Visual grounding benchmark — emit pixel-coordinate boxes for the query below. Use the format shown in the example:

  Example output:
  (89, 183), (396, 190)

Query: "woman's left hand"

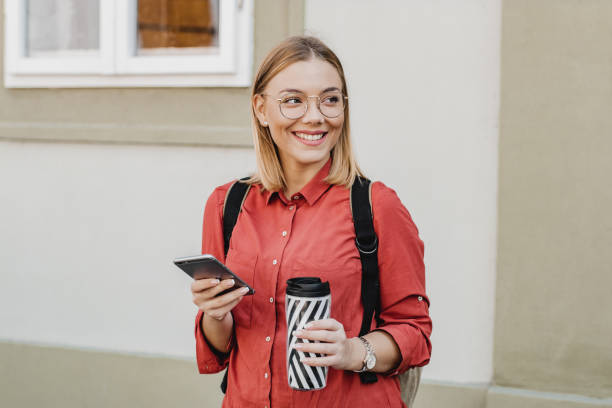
(293, 318), (360, 371)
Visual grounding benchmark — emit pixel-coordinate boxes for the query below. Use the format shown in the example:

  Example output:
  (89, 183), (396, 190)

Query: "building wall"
(495, 0), (612, 400)
(0, 0), (502, 407)
(6, 0), (610, 407)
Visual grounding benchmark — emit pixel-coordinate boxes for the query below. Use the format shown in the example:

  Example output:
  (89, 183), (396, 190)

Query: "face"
(253, 58), (345, 175)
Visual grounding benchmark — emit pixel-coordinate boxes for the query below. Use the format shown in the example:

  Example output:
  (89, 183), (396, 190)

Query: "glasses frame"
(261, 92), (349, 120)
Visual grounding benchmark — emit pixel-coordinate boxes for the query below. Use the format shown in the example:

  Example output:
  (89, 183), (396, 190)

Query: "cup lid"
(286, 277), (330, 297)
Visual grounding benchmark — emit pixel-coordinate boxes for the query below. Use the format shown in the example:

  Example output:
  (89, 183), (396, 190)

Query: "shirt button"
(289, 206), (294, 211)
(269, 297), (274, 303)
(418, 296), (423, 301)
(282, 230), (287, 237)
(264, 372), (269, 379)
(272, 259), (277, 265)
(266, 336), (271, 342)
(293, 195), (300, 200)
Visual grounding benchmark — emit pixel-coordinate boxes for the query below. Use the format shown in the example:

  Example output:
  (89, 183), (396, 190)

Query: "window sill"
(3, 72), (252, 88)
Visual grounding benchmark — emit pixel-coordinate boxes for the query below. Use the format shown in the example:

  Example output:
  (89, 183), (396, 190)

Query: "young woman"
(191, 36), (432, 407)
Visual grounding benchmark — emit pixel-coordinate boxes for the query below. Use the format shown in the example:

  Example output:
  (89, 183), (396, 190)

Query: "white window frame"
(3, 0), (253, 88)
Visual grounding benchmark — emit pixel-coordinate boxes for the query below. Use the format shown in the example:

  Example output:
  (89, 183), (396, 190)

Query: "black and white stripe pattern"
(285, 295), (331, 390)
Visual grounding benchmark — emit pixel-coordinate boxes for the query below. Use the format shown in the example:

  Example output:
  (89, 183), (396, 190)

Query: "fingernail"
(294, 330), (303, 336)
(226, 279), (235, 286)
(240, 287), (249, 294)
(211, 279), (220, 285)
(304, 322), (313, 329)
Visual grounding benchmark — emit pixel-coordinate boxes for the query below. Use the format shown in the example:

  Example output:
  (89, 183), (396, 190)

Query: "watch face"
(366, 355), (376, 370)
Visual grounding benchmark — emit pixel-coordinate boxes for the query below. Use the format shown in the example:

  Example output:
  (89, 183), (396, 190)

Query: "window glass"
(137, 0), (219, 56)
(26, 0), (100, 57)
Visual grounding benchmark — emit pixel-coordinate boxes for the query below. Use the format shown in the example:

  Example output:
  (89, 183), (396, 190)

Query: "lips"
(292, 131), (328, 146)
(291, 130), (327, 146)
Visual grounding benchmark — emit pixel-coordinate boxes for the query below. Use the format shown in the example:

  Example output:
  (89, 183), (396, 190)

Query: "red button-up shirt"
(195, 159), (432, 407)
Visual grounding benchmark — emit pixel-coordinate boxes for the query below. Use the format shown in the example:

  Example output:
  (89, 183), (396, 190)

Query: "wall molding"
(0, 121), (253, 147)
(416, 381), (612, 408)
(487, 386), (612, 407)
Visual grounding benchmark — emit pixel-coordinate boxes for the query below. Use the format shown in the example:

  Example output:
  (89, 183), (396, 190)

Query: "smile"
(294, 131), (326, 141)
(291, 132), (327, 145)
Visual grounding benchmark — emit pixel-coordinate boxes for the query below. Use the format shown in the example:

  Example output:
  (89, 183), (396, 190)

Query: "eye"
(321, 94), (341, 105)
(281, 95), (304, 105)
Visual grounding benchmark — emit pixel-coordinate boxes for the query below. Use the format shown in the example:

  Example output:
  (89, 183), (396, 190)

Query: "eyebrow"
(279, 87), (341, 94)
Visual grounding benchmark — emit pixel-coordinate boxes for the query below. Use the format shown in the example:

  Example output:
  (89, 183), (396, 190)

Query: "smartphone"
(174, 254), (255, 296)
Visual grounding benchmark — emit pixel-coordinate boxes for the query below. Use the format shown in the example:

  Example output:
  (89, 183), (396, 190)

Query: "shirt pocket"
(290, 259), (361, 337)
(225, 248), (257, 329)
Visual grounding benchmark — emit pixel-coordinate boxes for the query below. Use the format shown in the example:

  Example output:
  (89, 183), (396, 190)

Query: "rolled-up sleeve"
(195, 309), (233, 373)
(371, 182), (432, 375)
(194, 183), (236, 374)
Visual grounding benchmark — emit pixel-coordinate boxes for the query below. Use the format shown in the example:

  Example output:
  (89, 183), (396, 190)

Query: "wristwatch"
(354, 336), (376, 372)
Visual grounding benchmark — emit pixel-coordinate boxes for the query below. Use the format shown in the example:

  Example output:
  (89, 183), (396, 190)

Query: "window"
(0, 0), (304, 146)
(4, 0), (253, 87)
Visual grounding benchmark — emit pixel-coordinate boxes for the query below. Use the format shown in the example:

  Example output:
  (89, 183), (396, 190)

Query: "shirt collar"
(264, 157), (333, 206)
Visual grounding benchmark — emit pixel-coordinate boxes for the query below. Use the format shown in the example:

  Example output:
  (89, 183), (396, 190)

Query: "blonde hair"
(248, 36), (364, 191)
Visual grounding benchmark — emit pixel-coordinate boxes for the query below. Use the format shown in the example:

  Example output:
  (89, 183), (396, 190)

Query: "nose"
(300, 96), (325, 123)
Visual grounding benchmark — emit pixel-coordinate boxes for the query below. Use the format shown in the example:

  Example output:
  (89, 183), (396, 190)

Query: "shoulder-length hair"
(248, 36), (364, 191)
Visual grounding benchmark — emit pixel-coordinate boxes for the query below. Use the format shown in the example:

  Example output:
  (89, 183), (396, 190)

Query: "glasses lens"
(319, 91), (345, 118)
(278, 92), (345, 119)
(280, 94), (307, 119)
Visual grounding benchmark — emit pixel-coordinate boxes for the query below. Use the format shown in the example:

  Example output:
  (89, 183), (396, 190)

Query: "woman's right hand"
(191, 278), (250, 322)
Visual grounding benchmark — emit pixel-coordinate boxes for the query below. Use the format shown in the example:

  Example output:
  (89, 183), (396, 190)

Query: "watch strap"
(354, 336), (375, 373)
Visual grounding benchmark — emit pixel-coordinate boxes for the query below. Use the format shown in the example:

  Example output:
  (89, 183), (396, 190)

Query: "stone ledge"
(0, 121), (253, 147)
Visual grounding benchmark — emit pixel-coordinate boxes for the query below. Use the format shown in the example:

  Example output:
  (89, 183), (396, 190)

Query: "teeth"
(295, 132), (325, 141)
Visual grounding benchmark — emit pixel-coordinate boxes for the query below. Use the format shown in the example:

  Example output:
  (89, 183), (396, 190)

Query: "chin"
(295, 156), (329, 168)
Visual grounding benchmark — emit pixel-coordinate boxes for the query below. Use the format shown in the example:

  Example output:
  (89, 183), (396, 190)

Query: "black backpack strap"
(350, 176), (382, 385)
(220, 177), (250, 394)
(222, 177), (251, 256)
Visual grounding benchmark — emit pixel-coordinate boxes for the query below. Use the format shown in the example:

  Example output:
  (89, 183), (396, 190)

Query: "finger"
(205, 285), (250, 309)
(300, 355), (338, 367)
(191, 278), (220, 293)
(206, 295), (243, 320)
(294, 329), (338, 343)
(303, 318), (343, 332)
(194, 279), (239, 303)
(194, 283), (246, 309)
(192, 284), (220, 305)
(207, 279), (238, 297)
(294, 341), (337, 355)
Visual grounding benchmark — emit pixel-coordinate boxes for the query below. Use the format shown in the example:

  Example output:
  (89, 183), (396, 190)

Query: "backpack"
(218, 177), (422, 407)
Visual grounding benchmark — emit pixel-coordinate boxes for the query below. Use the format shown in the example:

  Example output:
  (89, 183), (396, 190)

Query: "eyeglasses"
(262, 91), (348, 119)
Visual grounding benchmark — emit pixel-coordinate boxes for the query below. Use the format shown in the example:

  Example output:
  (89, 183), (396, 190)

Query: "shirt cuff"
(194, 310), (233, 373)
(374, 324), (431, 376)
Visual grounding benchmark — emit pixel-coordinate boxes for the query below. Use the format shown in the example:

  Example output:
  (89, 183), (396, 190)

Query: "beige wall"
(495, 0), (612, 399)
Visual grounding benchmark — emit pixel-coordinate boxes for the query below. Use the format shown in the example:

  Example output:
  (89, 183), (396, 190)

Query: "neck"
(282, 158), (329, 199)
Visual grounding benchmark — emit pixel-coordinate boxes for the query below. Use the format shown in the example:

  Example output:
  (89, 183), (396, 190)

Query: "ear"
(252, 94), (268, 126)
